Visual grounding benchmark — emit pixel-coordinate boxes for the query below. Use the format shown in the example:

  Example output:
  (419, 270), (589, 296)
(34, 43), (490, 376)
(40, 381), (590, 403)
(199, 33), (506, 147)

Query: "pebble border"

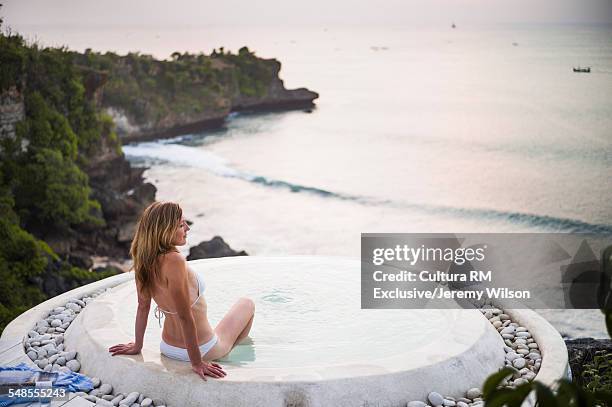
(406, 304), (542, 407)
(23, 287), (168, 407)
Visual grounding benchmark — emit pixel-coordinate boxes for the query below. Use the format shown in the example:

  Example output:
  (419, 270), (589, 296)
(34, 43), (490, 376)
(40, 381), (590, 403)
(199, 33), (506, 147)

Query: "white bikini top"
(153, 269), (205, 327)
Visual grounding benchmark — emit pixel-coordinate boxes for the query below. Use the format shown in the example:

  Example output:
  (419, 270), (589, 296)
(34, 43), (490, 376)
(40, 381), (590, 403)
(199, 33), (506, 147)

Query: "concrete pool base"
(0, 256), (570, 407)
(64, 256), (510, 407)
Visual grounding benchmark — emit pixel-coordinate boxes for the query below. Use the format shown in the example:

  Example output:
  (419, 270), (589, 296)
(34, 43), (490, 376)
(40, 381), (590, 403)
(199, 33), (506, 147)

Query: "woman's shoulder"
(158, 250), (186, 272)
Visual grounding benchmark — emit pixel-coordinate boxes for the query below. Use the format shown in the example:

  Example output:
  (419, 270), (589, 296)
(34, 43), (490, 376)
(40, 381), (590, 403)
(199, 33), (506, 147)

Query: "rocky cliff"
(71, 48), (318, 144)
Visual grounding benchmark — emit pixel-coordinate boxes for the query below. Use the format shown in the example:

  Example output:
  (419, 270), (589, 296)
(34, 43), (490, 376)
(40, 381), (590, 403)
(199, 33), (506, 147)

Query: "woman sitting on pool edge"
(108, 201), (255, 380)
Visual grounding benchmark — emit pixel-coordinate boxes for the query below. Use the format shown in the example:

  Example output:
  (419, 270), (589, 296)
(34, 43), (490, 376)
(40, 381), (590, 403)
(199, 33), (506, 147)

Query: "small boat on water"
(573, 67), (591, 73)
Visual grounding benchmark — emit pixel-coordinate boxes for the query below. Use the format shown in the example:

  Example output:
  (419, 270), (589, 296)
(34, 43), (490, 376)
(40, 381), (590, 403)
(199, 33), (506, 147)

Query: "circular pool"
(64, 257), (509, 406)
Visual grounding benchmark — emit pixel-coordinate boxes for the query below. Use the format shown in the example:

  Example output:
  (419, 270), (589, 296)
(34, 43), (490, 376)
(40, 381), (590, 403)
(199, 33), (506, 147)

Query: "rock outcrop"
(186, 236), (248, 260)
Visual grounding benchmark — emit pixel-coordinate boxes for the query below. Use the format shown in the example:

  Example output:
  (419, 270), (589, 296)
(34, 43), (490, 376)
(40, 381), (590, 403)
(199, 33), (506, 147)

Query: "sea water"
(12, 23), (612, 338)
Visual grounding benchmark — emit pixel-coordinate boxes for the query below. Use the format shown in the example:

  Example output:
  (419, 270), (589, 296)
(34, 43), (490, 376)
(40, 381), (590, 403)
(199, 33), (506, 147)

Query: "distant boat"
(452, 23), (456, 29)
(573, 67), (591, 73)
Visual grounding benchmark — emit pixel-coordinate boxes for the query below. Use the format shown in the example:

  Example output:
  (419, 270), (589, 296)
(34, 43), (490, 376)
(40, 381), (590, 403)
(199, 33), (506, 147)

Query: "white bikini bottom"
(160, 334), (219, 362)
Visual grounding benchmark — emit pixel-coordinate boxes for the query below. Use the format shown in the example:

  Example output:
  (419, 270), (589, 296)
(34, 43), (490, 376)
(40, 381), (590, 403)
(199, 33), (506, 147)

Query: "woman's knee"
(239, 297), (255, 314)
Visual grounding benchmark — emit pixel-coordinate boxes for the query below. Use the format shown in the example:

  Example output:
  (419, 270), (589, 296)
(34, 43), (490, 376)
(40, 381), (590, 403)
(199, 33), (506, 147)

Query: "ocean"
(12, 23), (612, 338)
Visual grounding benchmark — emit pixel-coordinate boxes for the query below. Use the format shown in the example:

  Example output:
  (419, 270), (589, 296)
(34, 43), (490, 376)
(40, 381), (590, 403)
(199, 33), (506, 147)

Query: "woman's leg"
(205, 297), (255, 360)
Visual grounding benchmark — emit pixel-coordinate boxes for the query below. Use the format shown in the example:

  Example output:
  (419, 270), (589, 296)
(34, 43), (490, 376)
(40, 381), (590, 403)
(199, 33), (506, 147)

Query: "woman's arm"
(108, 278), (151, 356)
(134, 280), (151, 351)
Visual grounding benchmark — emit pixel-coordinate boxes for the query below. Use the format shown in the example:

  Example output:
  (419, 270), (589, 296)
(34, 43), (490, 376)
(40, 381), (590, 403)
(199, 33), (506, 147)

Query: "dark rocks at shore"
(565, 338), (612, 382)
(187, 236), (248, 261)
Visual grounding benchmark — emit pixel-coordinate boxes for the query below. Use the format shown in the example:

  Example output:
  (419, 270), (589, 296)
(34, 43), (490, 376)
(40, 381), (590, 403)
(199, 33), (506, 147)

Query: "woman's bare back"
(151, 252), (216, 347)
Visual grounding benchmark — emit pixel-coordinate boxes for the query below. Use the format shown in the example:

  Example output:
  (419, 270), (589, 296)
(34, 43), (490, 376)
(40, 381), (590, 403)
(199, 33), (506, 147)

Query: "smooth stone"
(516, 326), (527, 332)
(130, 404), (140, 407)
(502, 320), (511, 327)
(36, 326), (48, 334)
(443, 400), (455, 406)
(122, 392), (140, 406)
(516, 344), (529, 350)
(40, 339), (53, 345)
(484, 310), (493, 319)
(36, 348), (48, 358)
(90, 389), (101, 397)
(499, 314), (510, 320)
(492, 321), (502, 328)
(50, 319), (62, 327)
(27, 350), (37, 360)
(53, 307), (66, 313)
(524, 372), (536, 381)
(500, 326), (515, 335)
(407, 402), (427, 407)
(466, 388), (481, 399)
(141, 399), (152, 407)
(55, 327), (65, 333)
(527, 352), (540, 360)
(48, 354), (59, 364)
(516, 349), (530, 355)
(56, 356), (66, 366)
(36, 359), (48, 369)
(43, 364), (52, 372)
(66, 303), (81, 312)
(513, 358), (526, 369)
(502, 334), (515, 340)
(516, 332), (531, 338)
(112, 395), (125, 406)
(102, 395), (115, 401)
(528, 343), (539, 349)
(66, 359), (81, 372)
(505, 352), (520, 361)
(514, 378), (528, 386)
(47, 328), (56, 333)
(489, 316), (500, 323)
(456, 403), (468, 407)
(96, 399), (114, 407)
(457, 398), (471, 404)
(28, 330), (39, 338)
(85, 395), (97, 402)
(57, 343), (64, 351)
(138, 394), (145, 403)
(91, 377), (101, 388)
(428, 392), (444, 406)
(74, 299), (86, 307)
(99, 383), (113, 395)
(504, 339), (513, 347)
(42, 343), (56, 351)
(55, 336), (64, 344)
(64, 350), (77, 361)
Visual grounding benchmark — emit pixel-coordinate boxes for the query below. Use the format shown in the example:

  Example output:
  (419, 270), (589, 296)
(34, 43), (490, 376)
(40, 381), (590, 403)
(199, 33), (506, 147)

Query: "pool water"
(192, 257), (477, 368)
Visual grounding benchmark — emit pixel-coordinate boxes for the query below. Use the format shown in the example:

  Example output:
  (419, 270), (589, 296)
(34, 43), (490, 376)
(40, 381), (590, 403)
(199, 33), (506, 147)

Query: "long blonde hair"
(130, 201), (183, 296)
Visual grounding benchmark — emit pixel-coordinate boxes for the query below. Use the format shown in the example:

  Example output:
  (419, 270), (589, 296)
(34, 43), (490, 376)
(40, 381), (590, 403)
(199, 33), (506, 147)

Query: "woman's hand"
(108, 342), (142, 356)
(191, 361), (227, 380)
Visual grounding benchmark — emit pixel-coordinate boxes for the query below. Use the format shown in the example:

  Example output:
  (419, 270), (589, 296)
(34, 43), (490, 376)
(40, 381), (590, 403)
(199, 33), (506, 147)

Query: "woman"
(108, 201), (255, 380)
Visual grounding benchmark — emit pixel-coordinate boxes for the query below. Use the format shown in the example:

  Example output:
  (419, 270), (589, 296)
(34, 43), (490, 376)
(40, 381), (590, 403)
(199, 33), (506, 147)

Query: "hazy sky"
(3, 0), (612, 27)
